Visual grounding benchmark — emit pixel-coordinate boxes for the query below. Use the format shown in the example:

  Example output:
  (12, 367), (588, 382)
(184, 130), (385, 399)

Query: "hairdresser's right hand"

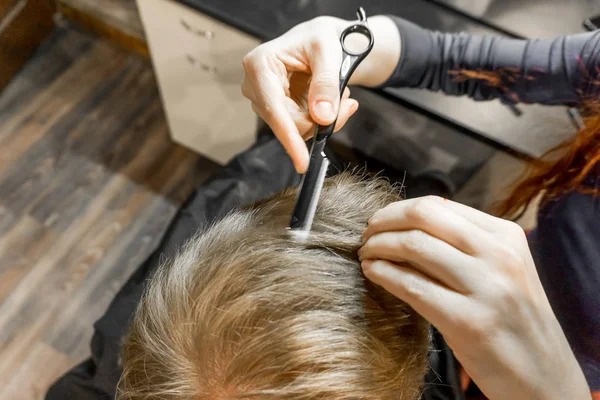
(359, 196), (591, 400)
(242, 15), (400, 173)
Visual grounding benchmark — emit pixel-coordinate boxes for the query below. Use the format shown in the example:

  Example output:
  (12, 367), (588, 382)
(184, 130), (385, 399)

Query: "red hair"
(452, 69), (600, 218)
(496, 108), (600, 218)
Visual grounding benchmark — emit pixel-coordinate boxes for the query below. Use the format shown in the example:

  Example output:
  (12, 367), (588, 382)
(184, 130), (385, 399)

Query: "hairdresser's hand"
(359, 196), (591, 400)
(242, 15), (400, 173)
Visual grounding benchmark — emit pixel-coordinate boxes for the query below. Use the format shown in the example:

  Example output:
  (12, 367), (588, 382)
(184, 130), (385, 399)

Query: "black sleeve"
(528, 177), (600, 392)
(384, 17), (600, 106)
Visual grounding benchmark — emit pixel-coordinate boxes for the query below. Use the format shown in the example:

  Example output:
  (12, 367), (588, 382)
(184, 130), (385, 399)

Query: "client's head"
(119, 172), (430, 400)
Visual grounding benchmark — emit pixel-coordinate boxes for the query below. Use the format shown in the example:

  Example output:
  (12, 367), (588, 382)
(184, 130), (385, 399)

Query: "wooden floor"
(0, 28), (219, 400)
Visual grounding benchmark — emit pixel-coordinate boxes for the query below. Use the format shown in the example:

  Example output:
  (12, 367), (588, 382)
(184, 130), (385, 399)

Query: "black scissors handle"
(289, 8), (373, 234)
(314, 7), (374, 142)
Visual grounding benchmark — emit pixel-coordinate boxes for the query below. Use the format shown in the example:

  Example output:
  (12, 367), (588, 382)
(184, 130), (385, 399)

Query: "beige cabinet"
(136, 0), (260, 164)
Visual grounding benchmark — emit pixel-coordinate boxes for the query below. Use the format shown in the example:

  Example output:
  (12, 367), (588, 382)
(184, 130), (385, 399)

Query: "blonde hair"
(118, 173), (429, 400)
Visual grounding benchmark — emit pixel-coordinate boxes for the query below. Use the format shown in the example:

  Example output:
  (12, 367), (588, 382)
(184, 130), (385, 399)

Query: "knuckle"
(242, 46), (268, 73)
(485, 228), (524, 263)
(424, 195), (444, 203)
(308, 31), (338, 55)
(313, 15), (333, 24)
(308, 37), (325, 54)
(408, 197), (438, 224)
(368, 213), (383, 228)
(504, 220), (526, 238)
(504, 248), (524, 270)
(309, 16), (336, 30)
(403, 275), (426, 300)
(400, 231), (426, 257)
(365, 234), (386, 255)
(495, 245), (525, 275)
(311, 71), (339, 90)
(241, 51), (256, 71)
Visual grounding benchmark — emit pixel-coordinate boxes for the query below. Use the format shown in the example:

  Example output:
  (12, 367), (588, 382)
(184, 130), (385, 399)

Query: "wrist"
(349, 15), (401, 87)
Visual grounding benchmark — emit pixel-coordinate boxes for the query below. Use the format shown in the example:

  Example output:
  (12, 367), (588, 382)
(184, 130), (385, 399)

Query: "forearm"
(350, 16), (401, 88)
(368, 16), (600, 106)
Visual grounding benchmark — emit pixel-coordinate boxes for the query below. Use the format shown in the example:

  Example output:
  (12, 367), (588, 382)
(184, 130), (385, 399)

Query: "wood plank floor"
(0, 27), (220, 400)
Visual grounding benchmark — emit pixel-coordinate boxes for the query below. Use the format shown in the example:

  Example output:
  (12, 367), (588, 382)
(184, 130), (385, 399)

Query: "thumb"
(308, 37), (342, 126)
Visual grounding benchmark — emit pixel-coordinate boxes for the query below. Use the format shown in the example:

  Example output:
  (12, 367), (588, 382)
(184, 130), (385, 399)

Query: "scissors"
(289, 7), (374, 237)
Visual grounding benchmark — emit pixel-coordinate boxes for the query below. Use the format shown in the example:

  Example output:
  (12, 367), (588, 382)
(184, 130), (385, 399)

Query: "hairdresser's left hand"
(358, 196), (591, 400)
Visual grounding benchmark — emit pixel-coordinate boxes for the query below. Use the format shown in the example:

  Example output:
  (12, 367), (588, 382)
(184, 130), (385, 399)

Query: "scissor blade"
(289, 138), (330, 234)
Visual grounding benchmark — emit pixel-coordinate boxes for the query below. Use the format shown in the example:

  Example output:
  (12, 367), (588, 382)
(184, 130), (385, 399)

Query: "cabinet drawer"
(136, 0), (260, 164)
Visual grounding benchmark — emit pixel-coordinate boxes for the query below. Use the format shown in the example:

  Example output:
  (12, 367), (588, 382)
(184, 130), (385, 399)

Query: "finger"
(300, 98), (358, 139)
(307, 36), (343, 125)
(341, 86), (351, 101)
(333, 99), (359, 132)
(440, 202), (529, 254)
(359, 230), (477, 292)
(251, 98), (308, 173)
(435, 199), (506, 233)
(363, 196), (492, 255)
(362, 259), (467, 334)
(244, 49), (309, 173)
(285, 96), (315, 139)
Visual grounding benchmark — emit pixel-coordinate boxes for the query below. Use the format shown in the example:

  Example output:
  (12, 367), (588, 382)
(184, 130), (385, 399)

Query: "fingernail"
(314, 101), (334, 121)
(357, 247), (364, 261)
